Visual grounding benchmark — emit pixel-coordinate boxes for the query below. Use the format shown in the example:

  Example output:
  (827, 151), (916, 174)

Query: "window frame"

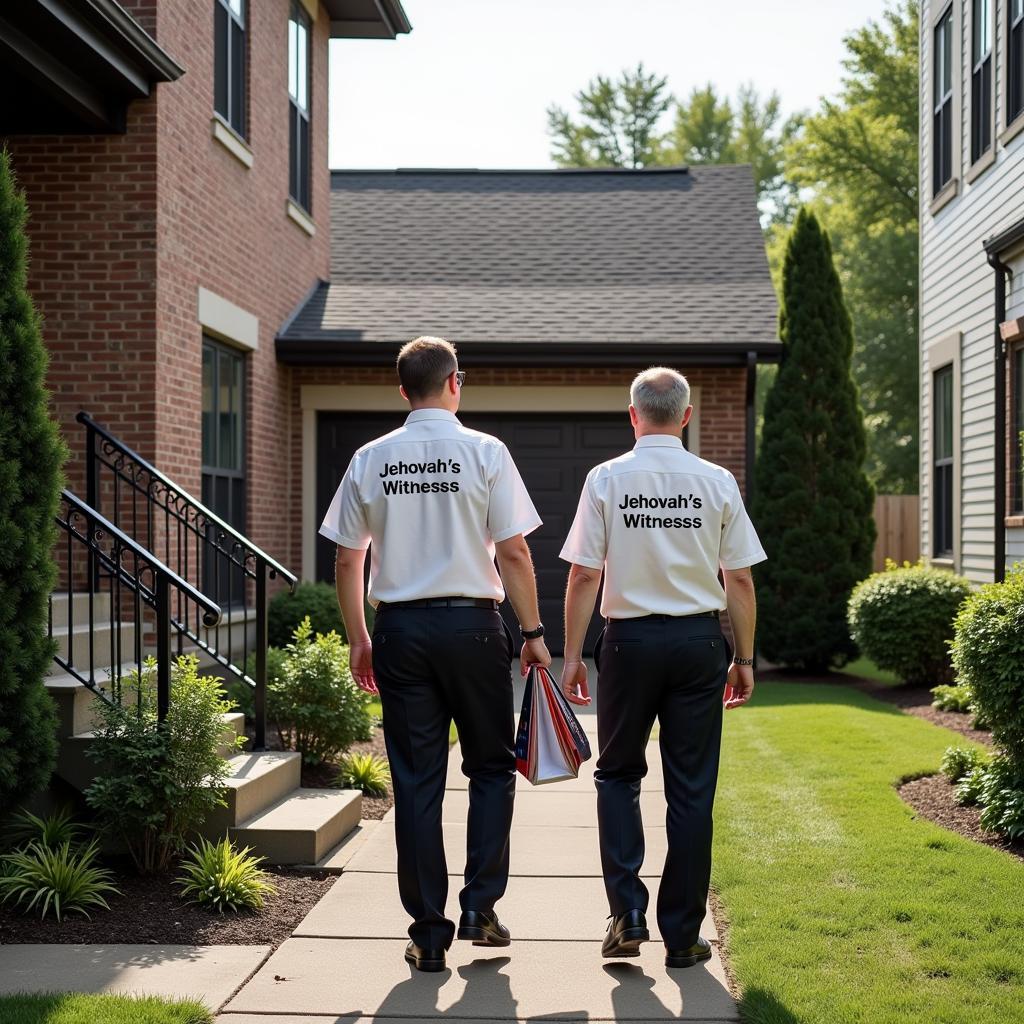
(288, 1), (313, 214)
(214, 0), (247, 139)
(933, 4), (956, 197)
(1010, 0), (1024, 127)
(933, 363), (956, 559)
(970, 0), (994, 165)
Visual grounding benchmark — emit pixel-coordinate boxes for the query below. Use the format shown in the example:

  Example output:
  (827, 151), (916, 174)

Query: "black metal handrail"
(77, 411), (298, 748)
(52, 490), (222, 721)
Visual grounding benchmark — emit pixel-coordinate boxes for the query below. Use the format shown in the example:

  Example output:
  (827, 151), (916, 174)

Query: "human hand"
(350, 640), (378, 694)
(723, 662), (754, 710)
(520, 637), (552, 676)
(560, 659), (591, 706)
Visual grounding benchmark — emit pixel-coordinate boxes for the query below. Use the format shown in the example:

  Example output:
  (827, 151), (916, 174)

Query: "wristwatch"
(733, 656), (754, 666)
(521, 623), (545, 640)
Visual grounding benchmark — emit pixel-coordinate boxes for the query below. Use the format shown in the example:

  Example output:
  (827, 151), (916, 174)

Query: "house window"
(1011, 0), (1024, 124)
(201, 337), (246, 605)
(1013, 344), (1024, 514)
(934, 365), (955, 557)
(215, 0), (246, 137)
(934, 6), (955, 195)
(288, 2), (312, 212)
(971, 0), (993, 162)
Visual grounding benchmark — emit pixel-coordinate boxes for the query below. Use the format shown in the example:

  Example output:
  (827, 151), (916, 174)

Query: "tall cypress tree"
(752, 208), (875, 671)
(0, 149), (66, 810)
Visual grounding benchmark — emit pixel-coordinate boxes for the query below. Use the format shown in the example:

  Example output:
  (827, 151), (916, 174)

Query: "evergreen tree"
(752, 208), (875, 671)
(0, 149), (66, 810)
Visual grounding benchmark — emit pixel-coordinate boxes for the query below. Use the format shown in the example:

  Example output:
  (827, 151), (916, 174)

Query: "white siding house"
(921, 0), (1024, 582)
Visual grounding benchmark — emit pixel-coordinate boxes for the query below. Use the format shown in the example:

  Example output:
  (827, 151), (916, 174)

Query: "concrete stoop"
(43, 608), (363, 865)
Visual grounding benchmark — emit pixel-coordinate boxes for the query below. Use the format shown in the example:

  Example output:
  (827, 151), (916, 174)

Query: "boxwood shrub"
(268, 582), (346, 648)
(847, 560), (972, 685)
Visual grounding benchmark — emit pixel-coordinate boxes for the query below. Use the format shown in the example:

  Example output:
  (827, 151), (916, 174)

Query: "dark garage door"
(316, 412), (638, 653)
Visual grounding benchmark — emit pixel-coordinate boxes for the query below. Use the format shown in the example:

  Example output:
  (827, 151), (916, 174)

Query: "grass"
(835, 655), (902, 687)
(366, 696), (458, 745)
(712, 680), (1022, 1024)
(0, 994), (211, 1024)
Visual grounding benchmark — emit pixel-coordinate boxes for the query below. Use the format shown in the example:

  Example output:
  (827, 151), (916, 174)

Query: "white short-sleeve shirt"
(320, 409), (542, 606)
(559, 435), (766, 619)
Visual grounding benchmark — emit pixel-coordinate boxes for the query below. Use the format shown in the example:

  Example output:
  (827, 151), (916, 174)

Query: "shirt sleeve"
(319, 454), (371, 550)
(719, 476), (767, 570)
(487, 443), (542, 543)
(559, 469), (607, 570)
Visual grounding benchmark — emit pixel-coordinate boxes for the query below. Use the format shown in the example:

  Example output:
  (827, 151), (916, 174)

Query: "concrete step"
(196, 606), (258, 673)
(231, 788), (362, 865)
(201, 751), (302, 835)
(216, 712), (248, 759)
(45, 672), (111, 737)
(52, 621), (138, 675)
(50, 591), (112, 629)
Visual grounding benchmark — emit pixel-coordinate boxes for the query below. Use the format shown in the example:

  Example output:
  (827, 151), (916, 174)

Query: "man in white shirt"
(559, 366), (764, 970)
(321, 336), (551, 974)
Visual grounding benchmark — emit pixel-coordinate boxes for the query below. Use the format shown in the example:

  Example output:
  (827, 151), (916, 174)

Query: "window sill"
(929, 557), (956, 570)
(286, 198), (315, 237)
(964, 148), (995, 184)
(211, 115), (253, 169)
(1006, 515), (1024, 529)
(929, 178), (959, 215)
(1000, 111), (1024, 147)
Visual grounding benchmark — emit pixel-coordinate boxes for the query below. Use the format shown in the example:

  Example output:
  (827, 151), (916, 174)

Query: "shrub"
(176, 836), (275, 913)
(0, 149), (66, 812)
(949, 566), (1024, 771)
(269, 582), (345, 647)
(931, 684), (974, 714)
(229, 645), (289, 719)
(337, 752), (390, 797)
(5, 806), (86, 851)
(272, 618), (373, 765)
(85, 656), (243, 874)
(847, 561), (972, 685)
(955, 766), (987, 807)
(940, 745), (989, 783)
(0, 839), (118, 920)
(977, 755), (1024, 841)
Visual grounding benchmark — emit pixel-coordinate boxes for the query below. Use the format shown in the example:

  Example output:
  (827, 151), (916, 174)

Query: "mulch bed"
(899, 773), (1024, 864)
(0, 865), (334, 946)
(299, 727), (393, 820)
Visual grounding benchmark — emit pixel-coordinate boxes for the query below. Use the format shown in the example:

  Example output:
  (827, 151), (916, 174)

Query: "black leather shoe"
(457, 909), (511, 947)
(665, 936), (713, 968)
(404, 941), (446, 972)
(602, 910), (650, 958)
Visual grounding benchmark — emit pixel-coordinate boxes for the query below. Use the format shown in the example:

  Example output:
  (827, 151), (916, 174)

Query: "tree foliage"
(0, 148), (65, 812)
(784, 1), (920, 492)
(752, 209), (876, 671)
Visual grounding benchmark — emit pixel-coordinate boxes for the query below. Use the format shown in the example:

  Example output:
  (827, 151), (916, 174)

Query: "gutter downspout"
(987, 249), (1011, 583)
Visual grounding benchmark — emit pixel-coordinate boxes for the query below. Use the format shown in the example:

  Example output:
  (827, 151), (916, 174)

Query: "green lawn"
(713, 681), (1023, 1024)
(836, 655), (901, 687)
(0, 994), (211, 1024)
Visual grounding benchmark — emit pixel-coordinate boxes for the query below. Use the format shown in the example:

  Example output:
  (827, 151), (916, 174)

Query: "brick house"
(277, 166), (780, 640)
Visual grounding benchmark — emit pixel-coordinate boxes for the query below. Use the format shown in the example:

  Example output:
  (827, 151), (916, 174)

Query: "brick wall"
(289, 363), (750, 570)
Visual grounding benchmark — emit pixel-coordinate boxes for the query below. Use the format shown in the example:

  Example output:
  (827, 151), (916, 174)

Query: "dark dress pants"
(595, 614), (729, 950)
(372, 605), (516, 950)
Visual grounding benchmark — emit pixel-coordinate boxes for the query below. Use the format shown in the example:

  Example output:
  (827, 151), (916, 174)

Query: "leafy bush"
(272, 618), (373, 765)
(0, 839), (118, 920)
(950, 565), (1024, 769)
(847, 560), (972, 685)
(337, 752), (390, 797)
(931, 684), (974, 714)
(269, 582), (346, 647)
(228, 646), (289, 719)
(977, 755), (1024, 841)
(176, 836), (275, 913)
(4, 806), (87, 851)
(85, 656), (243, 874)
(956, 766), (988, 807)
(940, 745), (989, 783)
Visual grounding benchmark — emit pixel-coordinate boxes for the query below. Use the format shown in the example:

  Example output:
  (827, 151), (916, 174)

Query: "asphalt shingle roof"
(277, 166), (780, 360)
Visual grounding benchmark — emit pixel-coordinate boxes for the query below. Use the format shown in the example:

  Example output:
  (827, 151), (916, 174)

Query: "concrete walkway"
(219, 672), (740, 1023)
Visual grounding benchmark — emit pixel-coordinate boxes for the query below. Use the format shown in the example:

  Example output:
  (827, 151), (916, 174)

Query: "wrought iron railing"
(52, 490), (221, 721)
(76, 411), (298, 748)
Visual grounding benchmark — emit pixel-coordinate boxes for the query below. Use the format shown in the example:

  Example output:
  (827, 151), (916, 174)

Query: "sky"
(327, 0), (896, 170)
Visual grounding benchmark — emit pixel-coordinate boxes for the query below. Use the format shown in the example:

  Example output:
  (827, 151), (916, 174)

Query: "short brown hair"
(396, 336), (458, 399)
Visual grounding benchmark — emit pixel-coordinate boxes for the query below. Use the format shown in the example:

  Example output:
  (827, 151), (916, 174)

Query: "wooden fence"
(873, 494), (920, 572)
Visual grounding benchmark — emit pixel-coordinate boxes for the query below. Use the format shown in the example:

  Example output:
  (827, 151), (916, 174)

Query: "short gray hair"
(630, 367), (691, 425)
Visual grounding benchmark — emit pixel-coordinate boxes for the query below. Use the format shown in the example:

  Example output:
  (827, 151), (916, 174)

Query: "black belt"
(380, 597), (499, 610)
(607, 610), (719, 623)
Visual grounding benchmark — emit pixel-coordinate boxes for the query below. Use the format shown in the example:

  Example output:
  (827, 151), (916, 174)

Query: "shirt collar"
(634, 434), (685, 450)
(405, 409), (460, 425)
